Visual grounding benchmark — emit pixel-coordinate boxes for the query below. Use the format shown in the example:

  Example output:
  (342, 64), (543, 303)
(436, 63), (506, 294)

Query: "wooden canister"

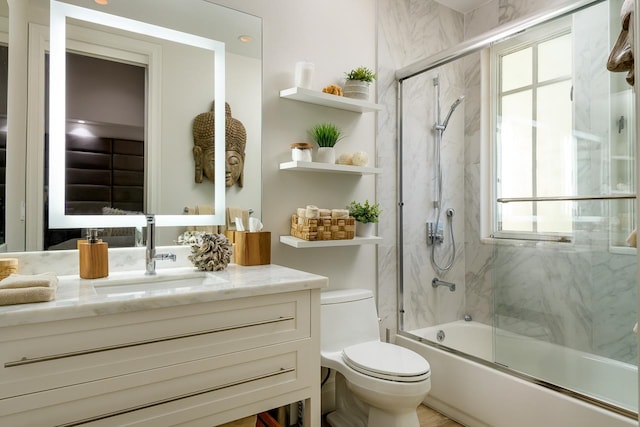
(0, 258), (18, 280)
(78, 240), (109, 279)
(234, 231), (271, 266)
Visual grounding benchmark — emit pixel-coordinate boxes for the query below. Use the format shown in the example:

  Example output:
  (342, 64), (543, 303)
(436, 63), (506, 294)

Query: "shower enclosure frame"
(395, 0), (637, 419)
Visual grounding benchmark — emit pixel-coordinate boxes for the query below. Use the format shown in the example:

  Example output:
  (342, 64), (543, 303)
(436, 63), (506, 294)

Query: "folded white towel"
(0, 272), (58, 306)
(319, 209), (331, 217)
(297, 207), (307, 218)
(226, 207), (250, 231)
(0, 272), (58, 289)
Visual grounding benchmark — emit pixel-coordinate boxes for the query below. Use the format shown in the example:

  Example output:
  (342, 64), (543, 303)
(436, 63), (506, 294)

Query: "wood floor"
(321, 404), (463, 427)
(417, 404), (464, 427)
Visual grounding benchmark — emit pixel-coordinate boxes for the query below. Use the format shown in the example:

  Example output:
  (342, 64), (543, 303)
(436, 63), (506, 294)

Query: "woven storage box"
(0, 258), (18, 281)
(291, 215), (355, 241)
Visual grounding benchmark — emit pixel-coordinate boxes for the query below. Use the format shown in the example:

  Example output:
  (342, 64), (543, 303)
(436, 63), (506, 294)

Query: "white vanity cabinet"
(0, 265), (326, 427)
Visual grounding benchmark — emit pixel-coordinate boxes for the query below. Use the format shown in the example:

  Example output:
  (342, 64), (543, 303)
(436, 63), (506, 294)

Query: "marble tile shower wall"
(378, 0), (637, 363)
(400, 68), (467, 332)
(376, 0), (464, 337)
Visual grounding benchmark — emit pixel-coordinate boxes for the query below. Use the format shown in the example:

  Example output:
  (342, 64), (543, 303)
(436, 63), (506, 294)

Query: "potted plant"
(308, 122), (344, 164)
(347, 199), (381, 237)
(344, 66), (377, 100)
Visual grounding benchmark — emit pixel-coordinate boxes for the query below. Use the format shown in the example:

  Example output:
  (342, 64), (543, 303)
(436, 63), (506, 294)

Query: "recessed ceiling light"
(94, 0), (109, 5)
(238, 35), (252, 43)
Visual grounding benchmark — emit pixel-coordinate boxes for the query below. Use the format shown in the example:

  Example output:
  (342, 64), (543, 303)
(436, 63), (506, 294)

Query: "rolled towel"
(0, 272), (58, 306)
(297, 207), (307, 218)
(331, 209), (349, 219)
(319, 208), (331, 217)
(306, 205), (319, 218)
(626, 228), (637, 248)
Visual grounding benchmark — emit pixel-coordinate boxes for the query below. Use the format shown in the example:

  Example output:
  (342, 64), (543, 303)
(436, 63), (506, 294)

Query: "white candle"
(295, 61), (314, 89)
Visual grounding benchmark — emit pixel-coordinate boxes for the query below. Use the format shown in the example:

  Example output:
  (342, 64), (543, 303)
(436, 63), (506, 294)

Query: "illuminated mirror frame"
(49, 0), (225, 228)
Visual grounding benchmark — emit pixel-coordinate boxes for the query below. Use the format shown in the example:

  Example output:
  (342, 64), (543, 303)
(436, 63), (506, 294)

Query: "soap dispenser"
(78, 229), (109, 279)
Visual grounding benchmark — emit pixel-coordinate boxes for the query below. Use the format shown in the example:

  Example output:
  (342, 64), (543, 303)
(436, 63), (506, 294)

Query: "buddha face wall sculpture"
(193, 101), (247, 187)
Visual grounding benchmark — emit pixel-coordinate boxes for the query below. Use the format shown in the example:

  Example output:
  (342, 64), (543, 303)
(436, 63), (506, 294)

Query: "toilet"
(320, 289), (431, 427)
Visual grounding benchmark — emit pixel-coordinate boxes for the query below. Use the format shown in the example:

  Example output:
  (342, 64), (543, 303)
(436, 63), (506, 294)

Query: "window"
(493, 26), (574, 241)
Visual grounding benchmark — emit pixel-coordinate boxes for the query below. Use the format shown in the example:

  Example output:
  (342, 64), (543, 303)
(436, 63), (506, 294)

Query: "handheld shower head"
(440, 95), (465, 131)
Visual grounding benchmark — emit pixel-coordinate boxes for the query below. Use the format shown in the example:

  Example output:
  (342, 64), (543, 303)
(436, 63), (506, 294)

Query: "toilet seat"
(342, 341), (431, 383)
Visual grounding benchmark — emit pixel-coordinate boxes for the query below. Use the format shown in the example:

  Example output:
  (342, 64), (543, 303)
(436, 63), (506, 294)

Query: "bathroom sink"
(91, 268), (227, 295)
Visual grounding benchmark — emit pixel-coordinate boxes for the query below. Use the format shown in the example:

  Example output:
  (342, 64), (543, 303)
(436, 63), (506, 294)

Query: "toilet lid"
(342, 341), (430, 382)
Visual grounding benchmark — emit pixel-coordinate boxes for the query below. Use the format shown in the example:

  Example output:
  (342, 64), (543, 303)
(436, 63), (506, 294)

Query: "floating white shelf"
(279, 87), (383, 113)
(279, 160), (382, 175)
(280, 235), (383, 248)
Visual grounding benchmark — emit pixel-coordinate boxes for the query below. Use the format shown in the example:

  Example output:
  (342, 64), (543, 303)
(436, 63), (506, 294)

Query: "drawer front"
(0, 339), (313, 427)
(0, 291), (311, 400)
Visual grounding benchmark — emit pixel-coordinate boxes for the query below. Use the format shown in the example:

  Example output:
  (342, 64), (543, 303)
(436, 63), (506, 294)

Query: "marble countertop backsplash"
(3, 245), (194, 276)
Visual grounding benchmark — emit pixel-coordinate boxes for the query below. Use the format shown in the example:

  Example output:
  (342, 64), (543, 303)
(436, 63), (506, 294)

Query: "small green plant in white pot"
(344, 66), (377, 100)
(347, 199), (381, 237)
(308, 122), (344, 164)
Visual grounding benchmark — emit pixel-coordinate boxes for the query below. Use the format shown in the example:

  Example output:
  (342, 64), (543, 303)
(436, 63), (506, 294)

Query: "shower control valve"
(427, 222), (444, 245)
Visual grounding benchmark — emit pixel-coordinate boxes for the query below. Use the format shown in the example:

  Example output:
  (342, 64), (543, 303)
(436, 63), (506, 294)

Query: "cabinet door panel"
(0, 339), (313, 427)
(0, 291), (310, 399)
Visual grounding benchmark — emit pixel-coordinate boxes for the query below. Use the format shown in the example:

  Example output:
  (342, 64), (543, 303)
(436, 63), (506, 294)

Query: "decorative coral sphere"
(188, 233), (232, 271)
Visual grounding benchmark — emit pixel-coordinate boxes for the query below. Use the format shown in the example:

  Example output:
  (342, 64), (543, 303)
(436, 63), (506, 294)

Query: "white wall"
(212, 0), (379, 293)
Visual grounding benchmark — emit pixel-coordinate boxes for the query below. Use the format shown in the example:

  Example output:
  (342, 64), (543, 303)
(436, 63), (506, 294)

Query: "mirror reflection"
(49, 0), (226, 232)
(2, 0), (261, 251)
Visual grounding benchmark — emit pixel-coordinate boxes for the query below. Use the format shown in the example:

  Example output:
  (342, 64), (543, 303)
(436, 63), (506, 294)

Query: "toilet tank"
(320, 289), (380, 353)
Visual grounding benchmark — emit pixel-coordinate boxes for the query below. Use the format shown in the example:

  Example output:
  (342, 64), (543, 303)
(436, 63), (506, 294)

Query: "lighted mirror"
(48, 0), (226, 230)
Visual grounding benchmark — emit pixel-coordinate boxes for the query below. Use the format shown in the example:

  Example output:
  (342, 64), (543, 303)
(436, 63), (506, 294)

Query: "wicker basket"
(0, 258), (18, 281)
(291, 215), (355, 241)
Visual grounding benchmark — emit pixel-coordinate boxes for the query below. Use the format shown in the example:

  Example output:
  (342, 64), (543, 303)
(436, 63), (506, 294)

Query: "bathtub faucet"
(432, 277), (456, 292)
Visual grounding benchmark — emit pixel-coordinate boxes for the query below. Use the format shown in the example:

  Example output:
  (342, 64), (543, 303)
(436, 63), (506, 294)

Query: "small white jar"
(294, 61), (315, 89)
(291, 142), (313, 162)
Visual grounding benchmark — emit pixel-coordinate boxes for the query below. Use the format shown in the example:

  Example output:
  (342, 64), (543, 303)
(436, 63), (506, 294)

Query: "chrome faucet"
(432, 277), (456, 292)
(145, 215), (176, 275)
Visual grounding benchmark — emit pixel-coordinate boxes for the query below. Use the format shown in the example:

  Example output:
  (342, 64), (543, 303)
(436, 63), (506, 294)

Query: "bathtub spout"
(432, 277), (456, 292)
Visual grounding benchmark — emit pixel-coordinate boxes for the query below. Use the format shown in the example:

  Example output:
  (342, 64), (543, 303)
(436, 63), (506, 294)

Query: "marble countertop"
(0, 264), (328, 328)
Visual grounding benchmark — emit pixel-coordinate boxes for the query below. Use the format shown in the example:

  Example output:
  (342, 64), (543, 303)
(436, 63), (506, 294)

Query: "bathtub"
(396, 320), (637, 427)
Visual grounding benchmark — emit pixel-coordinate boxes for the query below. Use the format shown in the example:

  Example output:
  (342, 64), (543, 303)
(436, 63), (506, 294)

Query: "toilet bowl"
(321, 289), (431, 427)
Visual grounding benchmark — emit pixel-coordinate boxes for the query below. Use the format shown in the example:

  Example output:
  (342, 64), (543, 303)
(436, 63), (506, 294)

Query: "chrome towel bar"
(497, 194), (636, 203)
